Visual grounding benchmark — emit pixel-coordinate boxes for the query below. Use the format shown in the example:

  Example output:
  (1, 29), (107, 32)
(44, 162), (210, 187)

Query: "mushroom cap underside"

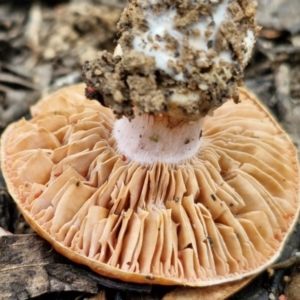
(1, 84), (299, 287)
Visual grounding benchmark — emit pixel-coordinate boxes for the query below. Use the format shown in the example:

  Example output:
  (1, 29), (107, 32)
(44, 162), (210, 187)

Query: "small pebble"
(269, 292), (275, 300)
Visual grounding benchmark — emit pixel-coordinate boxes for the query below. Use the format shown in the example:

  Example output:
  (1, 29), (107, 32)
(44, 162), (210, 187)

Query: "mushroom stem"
(113, 113), (204, 164)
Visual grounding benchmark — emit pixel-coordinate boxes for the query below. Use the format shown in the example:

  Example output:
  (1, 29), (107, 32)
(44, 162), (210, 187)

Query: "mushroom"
(1, 0), (299, 289)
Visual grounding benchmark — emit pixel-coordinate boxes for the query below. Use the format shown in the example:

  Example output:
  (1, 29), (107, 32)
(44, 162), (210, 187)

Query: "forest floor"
(0, 0), (300, 299)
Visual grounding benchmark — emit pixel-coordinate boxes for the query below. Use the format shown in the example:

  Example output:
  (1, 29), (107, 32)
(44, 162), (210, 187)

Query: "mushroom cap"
(1, 84), (299, 287)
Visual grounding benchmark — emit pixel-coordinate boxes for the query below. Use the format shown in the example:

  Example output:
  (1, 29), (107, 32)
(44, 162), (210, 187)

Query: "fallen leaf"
(162, 277), (254, 300)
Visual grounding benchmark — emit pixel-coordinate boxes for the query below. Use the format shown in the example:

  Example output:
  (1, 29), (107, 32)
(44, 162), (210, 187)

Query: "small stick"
(267, 252), (300, 276)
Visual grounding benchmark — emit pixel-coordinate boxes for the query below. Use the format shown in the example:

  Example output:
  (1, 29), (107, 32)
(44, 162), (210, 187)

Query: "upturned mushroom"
(1, 0), (299, 289)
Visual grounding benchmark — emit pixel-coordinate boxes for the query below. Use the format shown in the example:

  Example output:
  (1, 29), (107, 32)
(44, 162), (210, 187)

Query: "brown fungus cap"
(83, 0), (259, 120)
(1, 84), (299, 287)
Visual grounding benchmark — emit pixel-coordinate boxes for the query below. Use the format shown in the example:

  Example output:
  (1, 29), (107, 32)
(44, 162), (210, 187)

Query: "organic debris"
(0, 0), (300, 299)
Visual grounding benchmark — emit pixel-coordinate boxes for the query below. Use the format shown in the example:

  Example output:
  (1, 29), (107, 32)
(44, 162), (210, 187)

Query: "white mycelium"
(132, 0), (244, 80)
(242, 29), (255, 65)
(133, 8), (183, 79)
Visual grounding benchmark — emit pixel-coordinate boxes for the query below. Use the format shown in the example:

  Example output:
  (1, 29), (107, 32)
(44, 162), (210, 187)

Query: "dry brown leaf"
(88, 290), (107, 300)
(162, 276), (254, 300)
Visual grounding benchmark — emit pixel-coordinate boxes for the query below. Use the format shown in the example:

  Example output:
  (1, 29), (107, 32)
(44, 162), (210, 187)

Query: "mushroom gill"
(1, 84), (299, 286)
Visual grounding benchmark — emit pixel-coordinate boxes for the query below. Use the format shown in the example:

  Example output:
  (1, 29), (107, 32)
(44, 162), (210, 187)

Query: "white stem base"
(113, 114), (204, 164)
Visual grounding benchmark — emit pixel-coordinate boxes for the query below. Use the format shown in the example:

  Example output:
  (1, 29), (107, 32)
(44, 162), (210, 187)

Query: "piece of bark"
(0, 234), (99, 299)
(0, 234), (152, 300)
